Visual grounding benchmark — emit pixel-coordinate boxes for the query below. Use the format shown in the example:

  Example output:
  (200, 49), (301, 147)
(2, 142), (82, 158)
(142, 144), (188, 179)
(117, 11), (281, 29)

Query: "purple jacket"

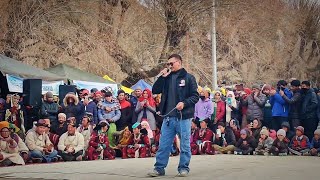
(194, 98), (213, 120)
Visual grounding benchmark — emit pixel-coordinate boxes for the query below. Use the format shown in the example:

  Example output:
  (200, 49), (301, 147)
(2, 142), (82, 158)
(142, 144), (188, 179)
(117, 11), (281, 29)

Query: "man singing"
(148, 54), (199, 177)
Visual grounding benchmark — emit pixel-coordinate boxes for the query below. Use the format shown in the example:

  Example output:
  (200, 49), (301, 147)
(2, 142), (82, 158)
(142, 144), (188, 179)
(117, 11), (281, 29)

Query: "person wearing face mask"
(300, 81), (318, 140)
(194, 90), (213, 127)
(279, 80), (302, 130)
(41, 92), (59, 128)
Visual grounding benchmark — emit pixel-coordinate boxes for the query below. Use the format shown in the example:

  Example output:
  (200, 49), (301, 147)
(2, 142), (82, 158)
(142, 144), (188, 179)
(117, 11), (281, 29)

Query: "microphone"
(156, 68), (171, 78)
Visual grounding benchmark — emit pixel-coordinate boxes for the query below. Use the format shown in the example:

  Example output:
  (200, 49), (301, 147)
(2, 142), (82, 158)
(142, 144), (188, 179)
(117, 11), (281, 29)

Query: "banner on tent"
(6, 74), (63, 95)
(73, 80), (118, 96)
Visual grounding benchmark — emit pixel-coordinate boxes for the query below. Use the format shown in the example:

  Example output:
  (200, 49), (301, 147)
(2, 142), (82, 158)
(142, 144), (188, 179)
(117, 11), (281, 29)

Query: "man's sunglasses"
(166, 60), (178, 66)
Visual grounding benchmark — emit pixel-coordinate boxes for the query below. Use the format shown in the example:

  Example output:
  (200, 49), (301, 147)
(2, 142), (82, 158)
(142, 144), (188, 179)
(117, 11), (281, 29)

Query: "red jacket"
(215, 101), (226, 122)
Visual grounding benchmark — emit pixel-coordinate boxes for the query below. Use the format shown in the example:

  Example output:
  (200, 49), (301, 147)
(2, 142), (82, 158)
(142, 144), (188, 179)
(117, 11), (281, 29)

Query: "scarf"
(138, 89), (156, 107)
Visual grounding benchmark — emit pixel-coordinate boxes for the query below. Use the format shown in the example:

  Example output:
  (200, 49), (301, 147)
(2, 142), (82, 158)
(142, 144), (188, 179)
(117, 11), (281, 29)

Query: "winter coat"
(270, 88), (292, 117)
(256, 137), (274, 150)
(152, 68), (199, 120)
(271, 138), (289, 152)
(136, 102), (156, 130)
(244, 94), (266, 121)
(282, 91), (302, 120)
(41, 101), (59, 123)
(301, 88), (318, 119)
(212, 100), (226, 122)
(235, 136), (257, 150)
(117, 100), (132, 131)
(98, 100), (121, 123)
(310, 138), (320, 151)
(80, 101), (98, 124)
(61, 93), (83, 125)
(214, 127), (236, 146)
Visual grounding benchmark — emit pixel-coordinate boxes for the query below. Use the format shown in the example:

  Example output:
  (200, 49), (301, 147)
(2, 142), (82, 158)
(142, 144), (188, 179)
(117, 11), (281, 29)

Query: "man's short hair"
(290, 80), (301, 87)
(168, 54), (182, 61)
(301, 81), (311, 87)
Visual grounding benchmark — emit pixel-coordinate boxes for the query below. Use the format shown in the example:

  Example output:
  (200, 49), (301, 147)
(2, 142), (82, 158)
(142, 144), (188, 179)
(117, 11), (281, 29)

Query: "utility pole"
(212, 0), (218, 90)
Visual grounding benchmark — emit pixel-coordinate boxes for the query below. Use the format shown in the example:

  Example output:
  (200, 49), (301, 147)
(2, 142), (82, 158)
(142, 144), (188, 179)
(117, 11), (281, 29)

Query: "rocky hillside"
(0, 0), (319, 87)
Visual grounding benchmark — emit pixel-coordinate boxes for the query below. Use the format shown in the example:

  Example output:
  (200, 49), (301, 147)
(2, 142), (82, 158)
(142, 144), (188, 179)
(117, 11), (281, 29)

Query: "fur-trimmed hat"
(63, 92), (79, 106)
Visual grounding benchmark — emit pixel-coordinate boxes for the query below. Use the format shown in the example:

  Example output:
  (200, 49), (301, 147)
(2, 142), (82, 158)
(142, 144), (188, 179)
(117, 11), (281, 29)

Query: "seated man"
(58, 122), (84, 161)
(87, 120), (115, 160)
(0, 121), (25, 166)
(51, 113), (68, 136)
(25, 119), (58, 163)
(213, 122), (236, 154)
(43, 118), (59, 150)
(77, 115), (94, 151)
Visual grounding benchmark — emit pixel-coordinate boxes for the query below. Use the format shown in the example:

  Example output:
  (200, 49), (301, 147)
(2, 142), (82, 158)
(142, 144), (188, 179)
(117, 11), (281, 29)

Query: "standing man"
(300, 81), (318, 139)
(148, 54), (199, 177)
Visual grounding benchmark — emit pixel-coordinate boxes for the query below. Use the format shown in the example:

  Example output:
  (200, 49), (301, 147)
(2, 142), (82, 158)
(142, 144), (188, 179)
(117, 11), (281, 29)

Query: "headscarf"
(138, 89), (156, 107)
(140, 120), (154, 139)
(226, 91), (237, 124)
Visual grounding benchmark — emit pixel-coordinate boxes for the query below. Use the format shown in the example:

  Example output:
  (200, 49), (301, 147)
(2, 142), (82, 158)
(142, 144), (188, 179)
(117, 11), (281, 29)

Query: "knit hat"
(277, 129), (286, 137)
(0, 98), (5, 104)
(314, 129), (320, 136)
(260, 127), (269, 136)
(0, 121), (9, 131)
(46, 92), (53, 98)
(91, 88), (98, 94)
(295, 126), (304, 134)
(240, 129), (247, 135)
(281, 121), (290, 129)
(104, 91), (113, 97)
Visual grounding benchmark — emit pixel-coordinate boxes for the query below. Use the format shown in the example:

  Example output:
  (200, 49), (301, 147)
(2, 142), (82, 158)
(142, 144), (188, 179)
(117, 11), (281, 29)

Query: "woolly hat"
(295, 126), (304, 134)
(281, 121), (290, 129)
(240, 129), (247, 135)
(262, 84), (272, 91)
(135, 86), (142, 91)
(46, 92), (53, 98)
(0, 121), (9, 131)
(260, 127), (269, 136)
(314, 129), (320, 136)
(0, 98), (5, 104)
(277, 129), (286, 137)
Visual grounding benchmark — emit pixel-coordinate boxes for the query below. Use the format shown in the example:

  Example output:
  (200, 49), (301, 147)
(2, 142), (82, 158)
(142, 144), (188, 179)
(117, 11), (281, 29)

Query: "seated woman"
(0, 122), (25, 166)
(114, 127), (132, 159)
(126, 122), (150, 158)
(234, 129), (257, 155)
(195, 119), (215, 155)
(87, 120), (115, 160)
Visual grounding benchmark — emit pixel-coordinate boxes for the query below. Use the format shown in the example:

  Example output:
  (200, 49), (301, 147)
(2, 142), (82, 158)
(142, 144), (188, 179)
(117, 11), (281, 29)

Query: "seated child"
(234, 129), (257, 155)
(289, 126), (310, 156)
(254, 127), (274, 155)
(270, 129), (289, 156)
(309, 129), (320, 156)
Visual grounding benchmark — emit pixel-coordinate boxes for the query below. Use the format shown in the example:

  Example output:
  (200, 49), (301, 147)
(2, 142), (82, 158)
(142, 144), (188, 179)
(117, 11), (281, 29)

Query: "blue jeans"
(30, 150), (58, 163)
(154, 117), (191, 174)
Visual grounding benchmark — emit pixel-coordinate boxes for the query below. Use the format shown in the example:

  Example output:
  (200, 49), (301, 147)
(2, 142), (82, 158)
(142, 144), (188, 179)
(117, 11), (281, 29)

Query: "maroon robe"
(196, 128), (215, 155)
(126, 133), (150, 158)
(87, 131), (115, 160)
